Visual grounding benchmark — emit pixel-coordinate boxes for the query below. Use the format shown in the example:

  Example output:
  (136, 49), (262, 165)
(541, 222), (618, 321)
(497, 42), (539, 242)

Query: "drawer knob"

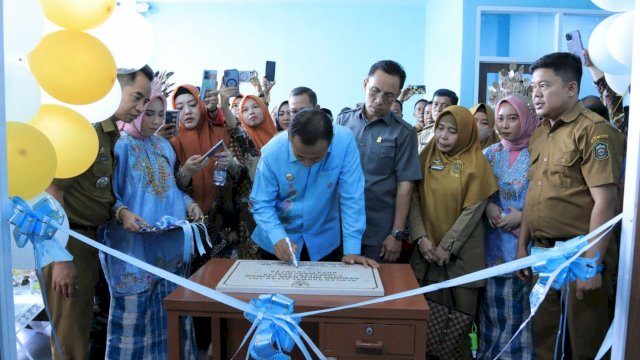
(365, 326), (374, 335)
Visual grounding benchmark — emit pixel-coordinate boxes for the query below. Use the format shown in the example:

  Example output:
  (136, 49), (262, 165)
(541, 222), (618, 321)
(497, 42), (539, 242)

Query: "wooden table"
(164, 259), (428, 359)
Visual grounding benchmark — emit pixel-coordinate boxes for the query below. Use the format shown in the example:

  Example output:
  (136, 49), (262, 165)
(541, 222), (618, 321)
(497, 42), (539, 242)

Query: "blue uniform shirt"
(250, 125), (365, 261)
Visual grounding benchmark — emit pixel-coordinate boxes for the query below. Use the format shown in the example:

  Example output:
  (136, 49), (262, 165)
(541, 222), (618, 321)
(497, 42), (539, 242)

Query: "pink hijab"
(117, 79), (166, 139)
(496, 95), (538, 151)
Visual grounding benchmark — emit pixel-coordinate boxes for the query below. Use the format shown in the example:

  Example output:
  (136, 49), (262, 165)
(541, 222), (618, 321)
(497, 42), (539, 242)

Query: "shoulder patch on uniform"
(593, 142), (609, 160)
(591, 134), (609, 143)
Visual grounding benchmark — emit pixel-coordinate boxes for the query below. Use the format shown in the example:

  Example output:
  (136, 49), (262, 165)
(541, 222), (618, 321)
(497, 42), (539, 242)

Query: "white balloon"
(4, 61), (41, 122)
(88, 6), (154, 73)
(588, 14), (630, 75)
(591, 0), (635, 12)
(607, 10), (634, 67)
(10, 192), (70, 270)
(3, 0), (45, 58)
(41, 80), (122, 123)
(604, 72), (631, 96)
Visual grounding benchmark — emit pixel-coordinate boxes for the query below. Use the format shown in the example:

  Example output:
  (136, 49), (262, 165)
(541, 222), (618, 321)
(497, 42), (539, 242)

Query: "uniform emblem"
(430, 158), (444, 171)
(451, 160), (464, 177)
(593, 142), (609, 160)
(286, 173), (294, 181)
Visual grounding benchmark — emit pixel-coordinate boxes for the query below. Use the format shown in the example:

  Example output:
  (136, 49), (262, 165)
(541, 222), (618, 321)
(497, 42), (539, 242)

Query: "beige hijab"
(418, 106), (498, 245)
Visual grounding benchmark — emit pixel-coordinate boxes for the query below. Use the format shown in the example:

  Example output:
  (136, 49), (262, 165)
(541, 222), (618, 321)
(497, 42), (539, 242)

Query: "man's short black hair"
(117, 64), (154, 85)
(289, 86), (318, 106)
(289, 109), (333, 145)
(530, 52), (583, 91)
(394, 99), (403, 112)
(414, 99), (429, 110)
(582, 95), (609, 120)
(320, 107), (333, 119)
(368, 60), (406, 90)
(432, 89), (459, 105)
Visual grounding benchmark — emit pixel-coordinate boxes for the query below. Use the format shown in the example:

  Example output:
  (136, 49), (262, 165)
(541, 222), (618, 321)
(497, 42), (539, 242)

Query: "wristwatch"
(390, 228), (410, 242)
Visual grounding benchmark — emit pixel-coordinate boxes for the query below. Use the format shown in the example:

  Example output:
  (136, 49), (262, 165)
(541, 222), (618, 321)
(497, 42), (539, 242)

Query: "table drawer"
(320, 322), (415, 357)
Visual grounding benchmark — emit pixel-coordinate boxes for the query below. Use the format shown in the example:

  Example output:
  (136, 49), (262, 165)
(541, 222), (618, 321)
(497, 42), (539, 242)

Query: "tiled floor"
(16, 322), (51, 360)
(15, 322), (209, 359)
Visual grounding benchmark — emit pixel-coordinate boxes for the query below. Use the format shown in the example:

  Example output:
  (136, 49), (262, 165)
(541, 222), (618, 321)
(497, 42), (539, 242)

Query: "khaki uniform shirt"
(524, 102), (624, 239)
(417, 124), (434, 154)
(52, 119), (120, 227)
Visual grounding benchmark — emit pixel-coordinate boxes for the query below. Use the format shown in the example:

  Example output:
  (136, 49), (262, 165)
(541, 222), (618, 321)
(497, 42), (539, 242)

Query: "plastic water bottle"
(213, 163), (227, 186)
(29, 271), (39, 294)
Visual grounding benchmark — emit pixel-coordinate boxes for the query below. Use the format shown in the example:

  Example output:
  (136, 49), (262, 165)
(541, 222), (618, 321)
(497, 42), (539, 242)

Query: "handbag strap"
(421, 262), (457, 309)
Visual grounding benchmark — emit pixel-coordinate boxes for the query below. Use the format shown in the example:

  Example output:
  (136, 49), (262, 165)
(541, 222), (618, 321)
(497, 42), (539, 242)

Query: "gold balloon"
(30, 105), (99, 179)
(28, 30), (116, 105)
(40, 0), (115, 30)
(6, 122), (57, 200)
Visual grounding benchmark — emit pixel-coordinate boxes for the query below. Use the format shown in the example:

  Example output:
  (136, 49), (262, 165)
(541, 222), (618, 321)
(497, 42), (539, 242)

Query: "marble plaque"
(216, 260), (384, 296)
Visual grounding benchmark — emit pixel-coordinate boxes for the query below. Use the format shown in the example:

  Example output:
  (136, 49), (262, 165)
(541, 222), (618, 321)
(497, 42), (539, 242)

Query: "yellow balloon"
(40, 0), (115, 30)
(30, 105), (99, 179)
(6, 122), (57, 200)
(28, 30), (116, 105)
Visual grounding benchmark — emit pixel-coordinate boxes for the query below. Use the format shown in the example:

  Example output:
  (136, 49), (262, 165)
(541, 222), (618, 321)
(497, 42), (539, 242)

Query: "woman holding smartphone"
(170, 84), (257, 264)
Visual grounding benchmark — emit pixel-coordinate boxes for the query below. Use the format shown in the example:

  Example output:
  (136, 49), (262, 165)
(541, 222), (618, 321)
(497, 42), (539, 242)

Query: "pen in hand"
(285, 236), (298, 267)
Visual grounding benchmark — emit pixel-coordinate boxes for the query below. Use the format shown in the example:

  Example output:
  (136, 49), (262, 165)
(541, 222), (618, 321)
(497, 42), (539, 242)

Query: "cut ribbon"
(8, 196), (72, 268)
(242, 294), (301, 360)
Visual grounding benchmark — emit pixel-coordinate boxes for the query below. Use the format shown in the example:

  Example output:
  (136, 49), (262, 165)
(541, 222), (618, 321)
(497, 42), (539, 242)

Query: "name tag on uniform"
(430, 158), (444, 171)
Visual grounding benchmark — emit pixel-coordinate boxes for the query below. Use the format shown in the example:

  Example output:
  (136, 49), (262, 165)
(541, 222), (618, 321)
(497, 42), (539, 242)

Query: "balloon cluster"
(588, 0), (634, 96)
(4, 0), (155, 199)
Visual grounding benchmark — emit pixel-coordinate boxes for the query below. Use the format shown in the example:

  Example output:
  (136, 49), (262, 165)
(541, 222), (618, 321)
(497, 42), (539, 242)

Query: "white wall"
(424, 0), (463, 102)
(144, 1), (426, 123)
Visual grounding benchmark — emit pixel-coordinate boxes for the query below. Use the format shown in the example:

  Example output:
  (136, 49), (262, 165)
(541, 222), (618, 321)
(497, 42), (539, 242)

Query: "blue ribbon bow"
(529, 235), (601, 308)
(8, 196), (73, 269)
(243, 294), (301, 360)
(151, 215), (208, 263)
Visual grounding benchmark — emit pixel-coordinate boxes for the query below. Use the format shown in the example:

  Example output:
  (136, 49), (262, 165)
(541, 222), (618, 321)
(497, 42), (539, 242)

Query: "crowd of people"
(40, 50), (626, 359)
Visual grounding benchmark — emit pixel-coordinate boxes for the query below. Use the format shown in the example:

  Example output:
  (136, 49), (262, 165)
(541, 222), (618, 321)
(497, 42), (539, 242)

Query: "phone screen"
(200, 70), (217, 100)
(203, 140), (225, 158)
(265, 61), (276, 82)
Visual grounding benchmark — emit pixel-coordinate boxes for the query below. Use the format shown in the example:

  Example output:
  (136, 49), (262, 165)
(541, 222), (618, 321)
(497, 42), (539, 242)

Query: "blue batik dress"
(100, 132), (196, 360)
(478, 142), (535, 359)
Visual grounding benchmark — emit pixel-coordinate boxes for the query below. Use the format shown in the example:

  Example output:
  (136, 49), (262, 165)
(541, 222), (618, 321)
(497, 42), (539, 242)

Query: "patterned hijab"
(496, 95), (539, 151)
(169, 84), (230, 213)
(238, 95), (276, 154)
(470, 103), (500, 149)
(418, 106), (498, 245)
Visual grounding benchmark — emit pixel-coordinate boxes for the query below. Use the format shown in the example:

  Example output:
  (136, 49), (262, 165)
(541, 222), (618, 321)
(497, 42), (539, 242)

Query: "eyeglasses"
(369, 86), (397, 103)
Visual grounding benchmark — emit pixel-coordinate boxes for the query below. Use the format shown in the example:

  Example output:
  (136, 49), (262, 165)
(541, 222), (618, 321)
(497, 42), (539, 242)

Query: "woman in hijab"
(470, 103), (500, 149)
(103, 84), (198, 359)
(409, 106), (498, 356)
(170, 84), (258, 265)
(478, 95), (538, 359)
(238, 94), (277, 155)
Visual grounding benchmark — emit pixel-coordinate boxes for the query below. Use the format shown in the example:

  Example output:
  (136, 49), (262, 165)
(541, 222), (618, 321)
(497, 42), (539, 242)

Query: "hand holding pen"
(274, 237), (299, 266)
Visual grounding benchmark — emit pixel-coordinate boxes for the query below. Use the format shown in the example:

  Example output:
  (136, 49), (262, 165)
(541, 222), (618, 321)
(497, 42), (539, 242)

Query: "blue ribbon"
(529, 236), (602, 309)
(147, 215), (208, 263)
(6, 198), (622, 360)
(8, 196), (72, 268)
(243, 294), (301, 360)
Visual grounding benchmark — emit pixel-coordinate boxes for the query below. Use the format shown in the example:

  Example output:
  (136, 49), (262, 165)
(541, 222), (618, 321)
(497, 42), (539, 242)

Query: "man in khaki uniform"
(516, 52), (624, 359)
(42, 66), (153, 359)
